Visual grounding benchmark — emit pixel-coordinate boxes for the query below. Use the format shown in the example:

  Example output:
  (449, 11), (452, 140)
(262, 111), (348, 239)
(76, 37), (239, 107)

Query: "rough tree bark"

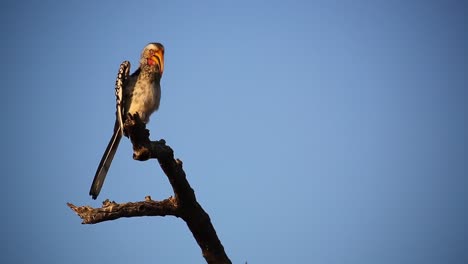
(68, 114), (232, 264)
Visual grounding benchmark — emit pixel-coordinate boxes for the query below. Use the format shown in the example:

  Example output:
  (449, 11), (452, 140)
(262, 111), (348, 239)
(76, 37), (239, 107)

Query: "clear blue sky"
(2, 1), (467, 263)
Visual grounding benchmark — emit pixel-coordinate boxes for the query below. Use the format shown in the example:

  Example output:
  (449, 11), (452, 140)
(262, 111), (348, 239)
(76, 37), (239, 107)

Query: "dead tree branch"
(68, 114), (231, 264)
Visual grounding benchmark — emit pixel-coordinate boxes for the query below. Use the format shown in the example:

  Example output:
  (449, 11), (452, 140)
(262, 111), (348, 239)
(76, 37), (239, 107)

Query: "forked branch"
(68, 114), (231, 264)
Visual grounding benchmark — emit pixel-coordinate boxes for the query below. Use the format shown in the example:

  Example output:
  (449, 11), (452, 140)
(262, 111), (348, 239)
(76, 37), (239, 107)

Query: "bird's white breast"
(126, 78), (161, 123)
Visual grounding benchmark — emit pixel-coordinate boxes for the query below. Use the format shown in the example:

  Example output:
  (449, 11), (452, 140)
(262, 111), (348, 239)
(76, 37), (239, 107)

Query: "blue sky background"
(1, 1), (467, 263)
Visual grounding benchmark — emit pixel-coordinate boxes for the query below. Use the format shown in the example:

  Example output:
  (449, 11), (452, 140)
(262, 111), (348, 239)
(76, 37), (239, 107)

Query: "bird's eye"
(149, 49), (154, 55)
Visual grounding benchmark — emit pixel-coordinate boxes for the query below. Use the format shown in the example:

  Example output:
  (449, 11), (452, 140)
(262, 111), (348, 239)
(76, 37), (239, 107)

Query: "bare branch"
(68, 113), (232, 264)
(67, 197), (179, 224)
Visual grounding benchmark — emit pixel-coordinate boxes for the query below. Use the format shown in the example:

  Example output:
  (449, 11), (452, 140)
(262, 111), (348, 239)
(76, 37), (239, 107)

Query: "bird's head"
(140, 43), (164, 75)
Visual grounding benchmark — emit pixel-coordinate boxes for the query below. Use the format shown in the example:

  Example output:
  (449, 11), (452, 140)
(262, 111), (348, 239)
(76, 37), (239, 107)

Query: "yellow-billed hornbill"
(89, 43), (165, 200)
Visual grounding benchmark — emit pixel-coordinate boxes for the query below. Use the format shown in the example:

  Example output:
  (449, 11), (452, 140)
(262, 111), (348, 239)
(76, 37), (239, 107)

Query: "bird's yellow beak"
(150, 50), (164, 74)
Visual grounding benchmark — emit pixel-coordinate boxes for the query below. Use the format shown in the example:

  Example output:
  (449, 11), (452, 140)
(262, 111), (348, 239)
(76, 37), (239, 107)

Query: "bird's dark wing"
(116, 61), (131, 136)
(89, 61), (130, 199)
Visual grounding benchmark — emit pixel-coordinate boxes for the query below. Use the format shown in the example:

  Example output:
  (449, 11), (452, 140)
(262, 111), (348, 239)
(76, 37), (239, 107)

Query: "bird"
(89, 43), (165, 200)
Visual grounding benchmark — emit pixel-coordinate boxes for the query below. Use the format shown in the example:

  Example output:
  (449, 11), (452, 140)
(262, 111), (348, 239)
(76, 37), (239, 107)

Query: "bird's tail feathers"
(89, 124), (122, 199)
